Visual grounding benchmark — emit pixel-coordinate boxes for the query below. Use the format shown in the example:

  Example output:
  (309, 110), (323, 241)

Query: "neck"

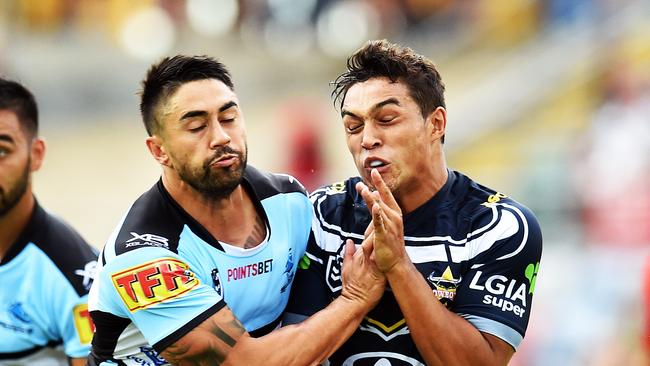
(0, 190), (35, 261)
(395, 151), (448, 215)
(162, 171), (262, 248)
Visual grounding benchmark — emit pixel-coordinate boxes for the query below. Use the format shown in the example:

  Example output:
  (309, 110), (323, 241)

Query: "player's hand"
(355, 169), (406, 274)
(340, 237), (385, 310)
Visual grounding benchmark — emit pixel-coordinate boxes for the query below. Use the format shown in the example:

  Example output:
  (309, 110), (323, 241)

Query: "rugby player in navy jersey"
(88, 55), (385, 366)
(0, 78), (97, 365)
(285, 40), (543, 366)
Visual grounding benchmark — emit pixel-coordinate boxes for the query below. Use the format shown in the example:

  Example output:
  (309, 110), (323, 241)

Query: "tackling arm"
(162, 239), (385, 366)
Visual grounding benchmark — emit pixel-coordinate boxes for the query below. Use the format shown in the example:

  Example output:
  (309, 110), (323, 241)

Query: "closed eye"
(346, 123), (363, 133)
(189, 125), (206, 132)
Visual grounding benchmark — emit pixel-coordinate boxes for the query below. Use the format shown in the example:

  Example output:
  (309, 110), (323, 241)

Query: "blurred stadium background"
(1, 0), (649, 364)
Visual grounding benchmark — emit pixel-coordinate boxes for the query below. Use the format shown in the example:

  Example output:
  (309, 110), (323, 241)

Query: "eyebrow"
(0, 134), (15, 144)
(341, 97), (401, 118)
(179, 101), (239, 121)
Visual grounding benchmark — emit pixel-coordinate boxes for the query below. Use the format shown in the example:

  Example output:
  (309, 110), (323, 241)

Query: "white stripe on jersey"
(449, 207), (518, 263)
(312, 195), (528, 266)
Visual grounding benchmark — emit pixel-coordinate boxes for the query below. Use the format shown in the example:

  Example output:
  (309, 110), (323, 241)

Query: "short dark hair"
(332, 40), (446, 141)
(139, 55), (234, 136)
(0, 77), (38, 138)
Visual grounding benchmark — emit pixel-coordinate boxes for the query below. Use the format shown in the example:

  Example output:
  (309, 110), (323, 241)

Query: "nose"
(208, 121), (231, 149)
(360, 122), (381, 150)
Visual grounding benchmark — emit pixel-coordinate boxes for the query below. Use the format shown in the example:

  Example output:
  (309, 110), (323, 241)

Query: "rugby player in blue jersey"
(285, 40), (543, 366)
(0, 78), (97, 365)
(88, 55), (385, 366)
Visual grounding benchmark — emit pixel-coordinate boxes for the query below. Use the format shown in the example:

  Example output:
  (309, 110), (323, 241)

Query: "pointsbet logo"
(111, 258), (199, 312)
(468, 265), (539, 318)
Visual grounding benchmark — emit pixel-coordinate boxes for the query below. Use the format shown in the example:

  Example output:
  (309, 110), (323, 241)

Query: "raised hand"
(340, 236), (386, 310)
(355, 169), (406, 274)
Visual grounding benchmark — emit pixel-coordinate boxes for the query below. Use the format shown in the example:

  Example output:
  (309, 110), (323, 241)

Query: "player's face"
(341, 77), (435, 197)
(0, 110), (31, 216)
(159, 79), (248, 199)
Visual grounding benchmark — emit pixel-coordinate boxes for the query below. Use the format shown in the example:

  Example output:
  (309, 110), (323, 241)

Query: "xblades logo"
(525, 262), (539, 294)
(126, 232), (169, 248)
(75, 261), (97, 290)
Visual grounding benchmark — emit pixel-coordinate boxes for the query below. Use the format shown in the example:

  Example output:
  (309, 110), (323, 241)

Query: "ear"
(427, 107), (447, 143)
(146, 135), (171, 167)
(29, 138), (46, 172)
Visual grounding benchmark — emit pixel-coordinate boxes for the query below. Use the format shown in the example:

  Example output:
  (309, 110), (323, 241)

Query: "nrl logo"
(427, 266), (460, 307)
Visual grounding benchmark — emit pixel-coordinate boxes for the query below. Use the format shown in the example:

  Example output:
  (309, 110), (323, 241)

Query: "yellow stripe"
(364, 317), (406, 333)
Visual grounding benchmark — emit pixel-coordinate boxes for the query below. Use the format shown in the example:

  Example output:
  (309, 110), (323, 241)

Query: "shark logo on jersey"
(8, 303), (31, 324)
(211, 268), (223, 297)
(0, 303), (32, 334)
(427, 266), (460, 307)
(280, 247), (294, 293)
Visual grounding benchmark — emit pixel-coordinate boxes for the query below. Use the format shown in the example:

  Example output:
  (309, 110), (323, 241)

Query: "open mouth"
(364, 157), (389, 169)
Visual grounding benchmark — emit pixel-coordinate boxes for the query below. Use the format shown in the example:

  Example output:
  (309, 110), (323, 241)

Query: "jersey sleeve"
(93, 246), (225, 352)
(47, 247), (98, 358)
(55, 294), (93, 358)
(45, 269), (94, 358)
(451, 202), (543, 350)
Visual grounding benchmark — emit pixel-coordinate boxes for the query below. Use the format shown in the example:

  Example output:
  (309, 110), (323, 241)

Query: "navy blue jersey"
(0, 202), (98, 365)
(88, 166), (312, 366)
(286, 170), (543, 365)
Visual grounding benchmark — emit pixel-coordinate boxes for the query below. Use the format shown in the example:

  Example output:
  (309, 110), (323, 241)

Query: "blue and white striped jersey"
(88, 166), (312, 366)
(286, 169), (543, 366)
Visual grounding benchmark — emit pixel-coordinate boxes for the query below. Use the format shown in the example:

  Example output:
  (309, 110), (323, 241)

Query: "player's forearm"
(387, 260), (510, 366)
(68, 357), (88, 366)
(229, 296), (368, 365)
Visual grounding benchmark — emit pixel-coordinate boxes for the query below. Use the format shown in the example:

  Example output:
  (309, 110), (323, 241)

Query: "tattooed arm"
(162, 239), (385, 366)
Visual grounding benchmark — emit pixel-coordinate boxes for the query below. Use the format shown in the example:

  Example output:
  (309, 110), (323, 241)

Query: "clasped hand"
(340, 169), (407, 310)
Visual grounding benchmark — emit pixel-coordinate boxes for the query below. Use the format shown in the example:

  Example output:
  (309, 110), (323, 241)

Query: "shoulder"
(310, 176), (362, 209)
(102, 182), (185, 264)
(244, 165), (307, 200)
(30, 205), (98, 296)
(451, 172), (542, 262)
(447, 171), (537, 225)
(309, 177), (369, 243)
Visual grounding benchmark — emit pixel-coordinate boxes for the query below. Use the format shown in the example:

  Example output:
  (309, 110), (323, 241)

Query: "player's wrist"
(339, 288), (376, 314)
(385, 257), (415, 281)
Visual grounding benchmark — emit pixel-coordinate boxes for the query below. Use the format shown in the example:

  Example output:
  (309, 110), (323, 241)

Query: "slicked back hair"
(139, 55), (234, 136)
(0, 78), (38, 139)
(332, 40), (446, 142)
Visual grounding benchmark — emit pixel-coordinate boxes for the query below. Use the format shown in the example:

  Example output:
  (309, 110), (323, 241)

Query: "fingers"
(372, 203), (386, 238)
(355, 181), (376, 213)
(344, 239), (356, 262)
(361, 232), (374, 256)
(370, 169), (400, 213)
(364, 219), (374, 238)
